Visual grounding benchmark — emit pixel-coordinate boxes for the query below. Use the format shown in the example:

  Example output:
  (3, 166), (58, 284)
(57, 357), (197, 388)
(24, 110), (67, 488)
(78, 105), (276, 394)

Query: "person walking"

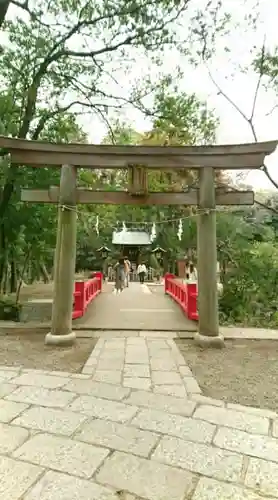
(124, 256), (131, 287)
(137, 262), (147, 284)
(189, 262), (198, 281)
(113, 257), (126, 293)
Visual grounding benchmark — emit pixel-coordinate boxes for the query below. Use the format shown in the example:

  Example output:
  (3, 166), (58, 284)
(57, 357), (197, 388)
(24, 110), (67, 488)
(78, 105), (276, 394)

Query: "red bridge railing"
(72, 272), (103, 319)
(164, 273), (198, 321)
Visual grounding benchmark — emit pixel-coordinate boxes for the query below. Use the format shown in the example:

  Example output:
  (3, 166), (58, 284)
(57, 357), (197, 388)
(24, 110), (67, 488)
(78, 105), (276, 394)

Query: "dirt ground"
(0, 334), (97, 373)
(176, 339), (278, 412)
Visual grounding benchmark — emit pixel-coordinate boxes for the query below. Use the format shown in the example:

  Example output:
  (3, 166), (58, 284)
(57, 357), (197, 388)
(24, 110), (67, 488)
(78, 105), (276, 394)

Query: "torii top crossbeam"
(0, 136), (276, 169)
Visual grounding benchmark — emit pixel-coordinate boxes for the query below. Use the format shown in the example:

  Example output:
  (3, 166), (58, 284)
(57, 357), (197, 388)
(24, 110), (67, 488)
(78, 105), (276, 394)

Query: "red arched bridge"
(72, 273), (198, 327)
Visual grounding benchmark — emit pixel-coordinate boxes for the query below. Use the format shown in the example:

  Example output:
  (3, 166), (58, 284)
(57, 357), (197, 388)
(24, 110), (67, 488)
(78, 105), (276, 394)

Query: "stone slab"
(82, 366), (96, 375)
(23, 368), (71, 378)
(126, 337), (147, 345)
(83, 356), (98, 367)
(131, 408), (215, 444)
(183, 376), (202, 394)
(214, 427), (278, 463)
(97, 359), (125, 370)
(226, 402), (277, 420)
(123, 378), (152, 390)
(0, 383), (17, 398)
(193, 477), (269, 500)
(178, 365), (193, 376)
(140, 331), (177, 337)
(68, 395), (138, 423)
(153, 384), (187, 398)
(245, 457), (278, 498)
(13, 433), (110, 479)
(147, 340), (170, 349)
(75, 418), (159, 457)
(149, 358), (177, 371)
(104, 340), (126, 349)
(0, 369), (19, 380)
(96, 451), (196, 500)
(6, 386), (76, 408)
(126, 347), (148, 356)
(149, 350), (174, 361)
(12, 406), (88, 436)
(0, 399), (29, 423)
(151, 371), (182, 385)
(273, 419), (278, 438)
(0, 365), (21, 371)
(64, 379), (130, 401)
(24, 470), (118, 500)
(125, 354), (149, 364)
(0, 422), (29, 453)
(0, 455), (42, 500)
(190, 394), (225, 407)
(98, 350), (125, 361)
(124, 364), (150, 377)
(194, 405), (270, 435)
(93, 370), (122, 384)
(126, 390), (196, 416)
(152, 435), (243, 482)
(11, 372), (70, 389)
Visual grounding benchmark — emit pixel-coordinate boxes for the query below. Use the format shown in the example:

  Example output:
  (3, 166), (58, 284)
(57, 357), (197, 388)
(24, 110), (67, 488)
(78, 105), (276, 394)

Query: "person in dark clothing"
(114, 258), (126, 293)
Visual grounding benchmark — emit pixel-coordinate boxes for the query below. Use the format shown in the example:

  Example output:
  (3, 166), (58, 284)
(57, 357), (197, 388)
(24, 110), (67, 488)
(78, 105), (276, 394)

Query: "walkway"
(1, 336), (277, 499)
(76, 281), (197, 332)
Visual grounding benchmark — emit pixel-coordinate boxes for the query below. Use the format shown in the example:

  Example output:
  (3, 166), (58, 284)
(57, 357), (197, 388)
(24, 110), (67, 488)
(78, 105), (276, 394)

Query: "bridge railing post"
(94, 272), (103, 292)
(187, 282), (198, 320)
(74, 281), (85, 318)
(164, 273), (175, 294)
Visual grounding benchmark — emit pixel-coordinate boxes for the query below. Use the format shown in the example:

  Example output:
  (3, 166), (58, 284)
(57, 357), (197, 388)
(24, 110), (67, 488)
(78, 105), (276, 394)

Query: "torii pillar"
(45, 165), (77, 346)
(195, 167), (224, 348)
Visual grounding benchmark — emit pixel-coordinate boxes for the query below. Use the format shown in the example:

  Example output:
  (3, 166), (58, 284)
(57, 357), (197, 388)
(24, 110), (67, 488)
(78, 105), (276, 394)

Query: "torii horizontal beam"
(0, 136), (276, 169)
(21, 188), (255, 205)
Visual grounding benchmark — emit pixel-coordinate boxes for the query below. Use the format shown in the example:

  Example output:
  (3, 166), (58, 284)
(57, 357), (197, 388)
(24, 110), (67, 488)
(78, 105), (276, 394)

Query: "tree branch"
(204, 35), (278, 191)
(0, 1), (10, 28)
(216, 180), (278, 215)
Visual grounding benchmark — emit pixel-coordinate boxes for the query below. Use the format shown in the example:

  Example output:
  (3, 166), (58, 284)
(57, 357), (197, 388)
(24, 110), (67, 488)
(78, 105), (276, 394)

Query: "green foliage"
(0, 295), (21, 321)
(216, 206), (278, 328)
(253, 48), (278, 92)
(220, 241), (278, 328)
(152, 90), (218, 145)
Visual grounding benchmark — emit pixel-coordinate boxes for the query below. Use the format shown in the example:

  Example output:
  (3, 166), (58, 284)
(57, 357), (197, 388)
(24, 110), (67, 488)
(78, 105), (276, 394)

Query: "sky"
(5, 0), (278, 190)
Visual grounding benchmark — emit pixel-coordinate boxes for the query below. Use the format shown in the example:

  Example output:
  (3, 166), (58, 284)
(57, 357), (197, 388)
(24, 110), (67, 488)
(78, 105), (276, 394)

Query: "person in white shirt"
(137, 262), (147, 284)
(189, 263), (198, 281)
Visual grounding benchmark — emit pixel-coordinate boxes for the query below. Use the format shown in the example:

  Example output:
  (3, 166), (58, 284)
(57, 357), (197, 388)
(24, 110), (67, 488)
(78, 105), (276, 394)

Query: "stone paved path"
(76, 282), (196, 332)
(1, 336), (278, 499)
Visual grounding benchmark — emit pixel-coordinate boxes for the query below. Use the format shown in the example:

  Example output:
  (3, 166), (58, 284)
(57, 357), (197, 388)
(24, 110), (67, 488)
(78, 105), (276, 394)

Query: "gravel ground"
(0, 334), (97, 372)
(176, 339), (278, 412)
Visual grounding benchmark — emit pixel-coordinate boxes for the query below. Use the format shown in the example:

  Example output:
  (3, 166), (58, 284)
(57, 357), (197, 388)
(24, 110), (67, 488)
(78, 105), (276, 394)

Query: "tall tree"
(0, 0), (227, 216)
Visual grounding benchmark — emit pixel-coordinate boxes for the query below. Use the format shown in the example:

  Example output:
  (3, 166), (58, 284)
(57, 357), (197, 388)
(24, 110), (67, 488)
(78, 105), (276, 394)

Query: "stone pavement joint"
(0, 335), (278, 499)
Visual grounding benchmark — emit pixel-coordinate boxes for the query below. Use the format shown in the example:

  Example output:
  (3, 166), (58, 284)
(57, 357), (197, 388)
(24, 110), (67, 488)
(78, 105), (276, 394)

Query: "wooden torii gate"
(0, 136), (276, 347)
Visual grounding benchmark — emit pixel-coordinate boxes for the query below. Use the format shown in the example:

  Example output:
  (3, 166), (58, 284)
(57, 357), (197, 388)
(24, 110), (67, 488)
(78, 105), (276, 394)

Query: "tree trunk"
(30, 261), (37, 283)
(10, 257), (17, 293)
(0, 223), (6, 286)
(0, 1), (10, 28)
(15, 249), (30, 304)
(39, 261), (50, 283)
(2, 262), (8, 294)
